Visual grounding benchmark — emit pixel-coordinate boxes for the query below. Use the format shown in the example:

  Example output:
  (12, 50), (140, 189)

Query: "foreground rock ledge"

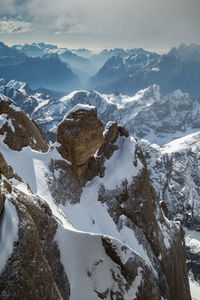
(0, 94), (49, 152)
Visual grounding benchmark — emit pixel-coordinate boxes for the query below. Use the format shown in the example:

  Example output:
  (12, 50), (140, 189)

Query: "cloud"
(0, 0), (200, 48)
(0, 18), (31, 34)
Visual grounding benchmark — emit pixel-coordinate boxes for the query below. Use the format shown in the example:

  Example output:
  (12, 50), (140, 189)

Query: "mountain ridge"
(0, 95), (191, 299)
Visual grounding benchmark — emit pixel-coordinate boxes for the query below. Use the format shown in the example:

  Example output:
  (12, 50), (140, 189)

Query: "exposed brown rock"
(160, 200), (169, 218)
(0, 189), (5, 216)
(0, 152), (13, 179)
(102, 236), (162, 300)
(0, 94), (49, 152)
(0, 175), (70, 300)
(104, 121), (118, 143)
(57, 104), (104, 166)
(0, 151), (31, 196)
(52, 116), (190, 299)
(98, 158), (191, 300)
(117, 124), (129, 137)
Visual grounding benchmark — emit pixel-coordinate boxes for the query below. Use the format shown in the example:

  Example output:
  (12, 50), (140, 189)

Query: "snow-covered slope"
(0, 96), (191, 299)
(0, 78), (55, 116)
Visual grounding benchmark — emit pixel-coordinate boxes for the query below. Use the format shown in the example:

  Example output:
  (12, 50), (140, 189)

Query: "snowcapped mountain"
(0, 94), (191, 299)
(59, 49), (96, 76)
(168, 43), (200, 63)
(138, 132), (200, 286)
(4, 42), (200, 97)
(139, 132), (200, 227)
(12, 42), (58, 57)
(1, 79), (200, 147)
(0, 43), (80, 92)
(20, 84), (200, 144)
(89, 49), (160, 93)
(89, 43), (200, 97)
(0, 42), (26, 67)
(90, 48), (158, 71)
(0, 78), (56, 116)
(12, 42), (96, 77)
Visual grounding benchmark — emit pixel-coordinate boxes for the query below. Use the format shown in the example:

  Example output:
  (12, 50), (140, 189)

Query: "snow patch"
(64, 103), (96, 118)
(9, 103), (21, 112)
(185, 229), (200, 255)
(55, 223), (144, 300)
(0, 198), (19, 273)
(189, 277), (200, 300)
(103, 135), (143, 189)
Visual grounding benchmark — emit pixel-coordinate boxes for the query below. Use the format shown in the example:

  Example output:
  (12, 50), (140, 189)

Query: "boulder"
(57, 104), (104, 166)
(103, 121), (118, 143)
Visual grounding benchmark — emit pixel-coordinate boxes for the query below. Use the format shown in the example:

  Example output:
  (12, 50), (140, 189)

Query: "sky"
(0, 0), (200, 52)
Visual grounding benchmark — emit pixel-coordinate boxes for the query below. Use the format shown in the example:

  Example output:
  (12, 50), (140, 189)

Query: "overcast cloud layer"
(0, 0), (200, 50)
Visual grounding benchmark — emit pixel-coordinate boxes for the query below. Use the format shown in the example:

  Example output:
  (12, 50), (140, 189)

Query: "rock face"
(0, 183), (4, 216)
(139, 133), (200, 285)
(51, 118), (191, 299)
(139, 133), (200, 230)
(0, 103), (191, 300)
(0, 152), (14, 179)
(0, 175), (70, 300)
(0, 94), (49, 152)
(57, 104), (104, 166)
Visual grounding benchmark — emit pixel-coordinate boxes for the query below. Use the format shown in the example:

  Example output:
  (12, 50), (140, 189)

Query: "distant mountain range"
(0, 42), (26, 66)
(12, 42), (97, 78)
(1, 41), (200, 98)
(0, 42), (80, 92)
(1, 78), (200, 145)
(89, 44), (200, 98)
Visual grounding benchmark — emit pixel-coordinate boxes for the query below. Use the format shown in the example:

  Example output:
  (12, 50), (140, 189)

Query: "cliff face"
(0, 175), (70, 300)
(0, 96), (191, 299)
(139, 134), (200, 285)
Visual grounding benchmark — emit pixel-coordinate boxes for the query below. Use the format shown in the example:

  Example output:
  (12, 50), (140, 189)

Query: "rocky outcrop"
(50, 116), (191, 299)
(0, 94), (49, 152)
(139, 134), (200, 230)
(139, 133), (200, 286)
(101, 236), (162, 300)
(0, 175), (70, 300)
(57, 104), (104, 176)
(0, 152), (14, 179)
(0, 186), (5, 216)
(97, 147), (190, 300)
(0, 102), (191, 299)
(0, 151), (28, 217)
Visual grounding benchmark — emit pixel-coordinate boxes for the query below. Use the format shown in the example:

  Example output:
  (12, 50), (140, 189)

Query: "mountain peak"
(0, 41), (6, 48)
(137, 84), (162, 101)
(167, 43), (200, 62)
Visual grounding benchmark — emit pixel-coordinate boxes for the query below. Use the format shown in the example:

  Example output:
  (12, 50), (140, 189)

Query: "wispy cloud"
(0, 0), (200, 48)
(0, 18), (31, 34)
